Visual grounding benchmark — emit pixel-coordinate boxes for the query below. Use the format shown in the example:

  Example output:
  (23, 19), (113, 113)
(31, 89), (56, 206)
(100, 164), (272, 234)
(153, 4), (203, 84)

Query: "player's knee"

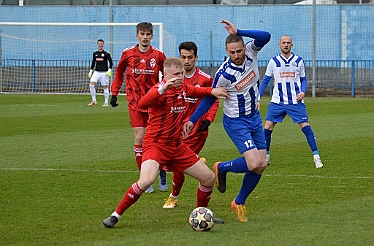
(200, 170), (215, 187)
(134, 138), (143, 145)
(247, 158), (266, 173)
(138, 178), (155, 191)
(299, 122), (309, 129)
(208, 171), (215, 185)
(257, 160), (267, 173)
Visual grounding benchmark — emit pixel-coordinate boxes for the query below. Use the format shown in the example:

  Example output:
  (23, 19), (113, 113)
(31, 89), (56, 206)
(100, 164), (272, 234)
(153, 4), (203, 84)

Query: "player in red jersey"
(110, 22), (167, 193)
(102, 57), (229, 228)
(162, 42), (219, 209)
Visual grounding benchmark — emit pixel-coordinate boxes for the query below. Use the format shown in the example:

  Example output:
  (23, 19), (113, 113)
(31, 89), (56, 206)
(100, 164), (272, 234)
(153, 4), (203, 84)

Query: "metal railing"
(1, 59), (373, 96)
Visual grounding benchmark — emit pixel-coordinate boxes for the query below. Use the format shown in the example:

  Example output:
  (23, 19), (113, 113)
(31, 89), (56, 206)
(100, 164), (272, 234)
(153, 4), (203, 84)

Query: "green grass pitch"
(0, 94), (373, 245)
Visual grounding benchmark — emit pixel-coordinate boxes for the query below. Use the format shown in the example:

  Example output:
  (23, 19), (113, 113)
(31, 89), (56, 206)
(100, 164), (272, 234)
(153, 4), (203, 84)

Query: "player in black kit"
(88, 39), (113, 107)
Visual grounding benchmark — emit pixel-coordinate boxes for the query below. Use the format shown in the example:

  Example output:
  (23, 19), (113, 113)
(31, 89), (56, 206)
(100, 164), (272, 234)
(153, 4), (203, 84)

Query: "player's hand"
(221, 19), (237, 35)
(106, 69), (112, 77)
(296, 92), (305, 102)
(256, 101), (260, 110)
(197, 119), (211, 132)
(110, 96), (118, 107)
(88, 69), (93, 79)
(211, 87), (229, 99)
(162, 77), (182, 91)
(183, 121), (194, 138)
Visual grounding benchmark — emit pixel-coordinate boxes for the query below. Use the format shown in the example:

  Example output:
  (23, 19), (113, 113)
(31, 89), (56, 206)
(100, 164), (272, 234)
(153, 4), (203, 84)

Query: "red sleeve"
(138, 84), (163, 109)
(186, 84), (212, 98)
(159, 52), (166, 80)
(111, 51), (127, 96)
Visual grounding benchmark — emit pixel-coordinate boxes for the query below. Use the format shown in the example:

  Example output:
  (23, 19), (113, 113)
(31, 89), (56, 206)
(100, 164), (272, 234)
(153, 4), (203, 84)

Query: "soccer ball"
(188, 207), (215, 232)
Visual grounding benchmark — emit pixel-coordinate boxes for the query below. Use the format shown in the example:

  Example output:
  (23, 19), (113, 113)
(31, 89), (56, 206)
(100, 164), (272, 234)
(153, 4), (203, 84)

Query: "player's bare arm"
(221, 19), (237, 35)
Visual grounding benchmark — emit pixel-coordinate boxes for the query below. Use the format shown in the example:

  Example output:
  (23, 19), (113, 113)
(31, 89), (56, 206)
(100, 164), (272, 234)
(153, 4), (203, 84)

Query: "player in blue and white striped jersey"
(184, 19), (270, 223)
(259, 35), (323, 168)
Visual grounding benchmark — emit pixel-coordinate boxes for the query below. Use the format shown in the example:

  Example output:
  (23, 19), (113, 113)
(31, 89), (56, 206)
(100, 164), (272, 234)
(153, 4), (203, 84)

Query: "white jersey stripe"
(264, 53), (306, 105)
(213, 40), (261, 118)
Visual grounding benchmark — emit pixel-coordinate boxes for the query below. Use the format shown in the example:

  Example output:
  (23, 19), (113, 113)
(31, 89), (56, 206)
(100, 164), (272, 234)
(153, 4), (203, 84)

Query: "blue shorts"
(223, 110), (266, 154)
(265, 102), (309, 124)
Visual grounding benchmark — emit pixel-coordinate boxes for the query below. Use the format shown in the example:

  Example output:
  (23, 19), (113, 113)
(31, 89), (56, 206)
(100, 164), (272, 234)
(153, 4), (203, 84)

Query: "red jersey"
(138, 81), (212, 148)
(183, 68), (219, 128)
(182, 68), (219, 153)
(111, 45), (166, 112)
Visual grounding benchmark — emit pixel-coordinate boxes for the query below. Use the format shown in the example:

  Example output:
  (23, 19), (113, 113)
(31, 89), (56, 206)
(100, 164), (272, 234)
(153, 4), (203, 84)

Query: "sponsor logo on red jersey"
(170, 106), (186, 113)
(132, 68), (155, 75)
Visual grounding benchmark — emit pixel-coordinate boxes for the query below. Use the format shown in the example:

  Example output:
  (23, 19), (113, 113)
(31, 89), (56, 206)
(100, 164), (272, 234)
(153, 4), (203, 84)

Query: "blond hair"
(163, 57), (183, 69)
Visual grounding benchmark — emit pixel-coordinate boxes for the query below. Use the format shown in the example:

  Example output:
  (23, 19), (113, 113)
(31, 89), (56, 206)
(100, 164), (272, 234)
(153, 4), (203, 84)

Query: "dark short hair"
(136, 22), (153, 34)
(97, 39), (104, 43)
(178, 41), (198, 56)
(225, 34), (244, 47)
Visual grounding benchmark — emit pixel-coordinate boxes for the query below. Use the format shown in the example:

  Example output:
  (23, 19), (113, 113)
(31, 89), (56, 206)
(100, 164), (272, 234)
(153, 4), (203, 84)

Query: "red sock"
(134, 144), (142, 171)
(115, 182), (144, 215)
(196, 183), (213, 208)
(171, 172), (185, 197)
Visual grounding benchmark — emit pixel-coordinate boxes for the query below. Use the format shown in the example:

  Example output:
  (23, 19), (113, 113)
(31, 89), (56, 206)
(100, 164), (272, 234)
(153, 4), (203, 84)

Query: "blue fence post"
(351, 61), (355, 98)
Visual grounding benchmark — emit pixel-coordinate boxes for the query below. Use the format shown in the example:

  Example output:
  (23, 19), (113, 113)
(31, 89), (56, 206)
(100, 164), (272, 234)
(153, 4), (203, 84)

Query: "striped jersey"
(264, 53), (306, 104)
(213, 40), (262, 118)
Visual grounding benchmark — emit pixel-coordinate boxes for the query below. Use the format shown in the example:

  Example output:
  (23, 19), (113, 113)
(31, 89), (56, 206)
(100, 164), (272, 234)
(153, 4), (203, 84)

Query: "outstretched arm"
(221, 19), (271, 48)
(221, 19), (238, 35)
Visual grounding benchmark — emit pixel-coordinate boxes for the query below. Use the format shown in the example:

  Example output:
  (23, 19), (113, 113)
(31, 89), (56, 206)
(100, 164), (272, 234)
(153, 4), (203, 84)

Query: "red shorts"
(142, 142), (200, 174)
(128, 109), (148, 128)
(183, 130), (208, 155)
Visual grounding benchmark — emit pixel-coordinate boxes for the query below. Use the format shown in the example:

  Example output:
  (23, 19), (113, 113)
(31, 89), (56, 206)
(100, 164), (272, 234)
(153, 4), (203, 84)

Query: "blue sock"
(235, 171), (262, 205)
(264, 129), (272, 153)
(218, 157), (249, 174)
(302, 125), (318, 153)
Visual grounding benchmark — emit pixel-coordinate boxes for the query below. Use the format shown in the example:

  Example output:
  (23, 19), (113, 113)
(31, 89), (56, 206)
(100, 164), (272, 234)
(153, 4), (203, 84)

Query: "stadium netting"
(0, 22), (176, 94)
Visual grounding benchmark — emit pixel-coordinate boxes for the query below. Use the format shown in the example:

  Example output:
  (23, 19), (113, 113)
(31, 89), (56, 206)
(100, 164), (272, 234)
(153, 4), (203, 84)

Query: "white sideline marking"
(0, 167), (137, 173)
(6, 104), (60, 107)
(262, 173), (373, 179)
(0, 167), (372, 179)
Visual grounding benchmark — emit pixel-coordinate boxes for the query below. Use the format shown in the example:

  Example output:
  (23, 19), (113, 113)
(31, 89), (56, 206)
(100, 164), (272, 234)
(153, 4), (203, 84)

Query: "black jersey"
(90, 50), (113, 72)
